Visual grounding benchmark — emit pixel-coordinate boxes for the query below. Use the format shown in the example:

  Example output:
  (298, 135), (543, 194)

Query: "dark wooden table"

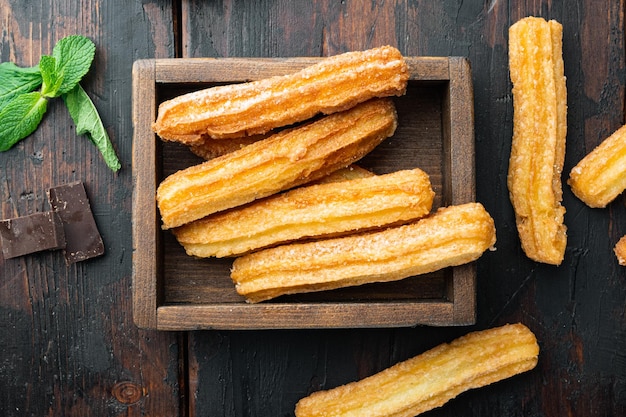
(1, 1), (625, 416)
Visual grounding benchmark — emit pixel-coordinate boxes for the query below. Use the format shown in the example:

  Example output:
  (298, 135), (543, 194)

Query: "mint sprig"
(0, 92), (47, 151)
(52, 35), (96, 96)
(39, 55), (64, 97)
(64, 84), (121, 171)
(0, 62), (42, 110)
(0, 35), (121, 172)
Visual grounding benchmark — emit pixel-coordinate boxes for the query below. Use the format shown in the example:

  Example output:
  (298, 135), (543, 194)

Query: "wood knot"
(112, 381), (144, 404)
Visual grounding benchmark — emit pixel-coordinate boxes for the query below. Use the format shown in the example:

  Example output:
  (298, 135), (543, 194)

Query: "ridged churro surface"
(311, 165), (374, 184)
(173, 168), (434, 258)
(508, 17), (567, 265)
(294, 323), (539, 417)
(152, 46), (408, 142)
(188, 134), (268, 160)
(614, 235), (626, 266)
(157, 98), (397, 229)
(231, 202), (495, 303)
(568, 123), (626, 208)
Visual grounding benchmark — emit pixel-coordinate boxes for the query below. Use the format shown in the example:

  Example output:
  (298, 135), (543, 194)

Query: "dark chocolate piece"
(48, 181), (105, 264)
(0, 211), (66, 259)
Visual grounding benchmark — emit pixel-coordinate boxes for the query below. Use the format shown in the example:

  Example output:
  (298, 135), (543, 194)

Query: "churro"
(152, 46), (408, 142)
(188, 134), (268, 160)
(568, 123), (626, 208)
(614, 235), (626, 266)
(508, 17), (567, 265)
(294, 323), (539, 417)
(157, 98), (397, 229)
(311, 165), (374, 184)
(173, 168), (434, 258)
(231, 202), (495, 303)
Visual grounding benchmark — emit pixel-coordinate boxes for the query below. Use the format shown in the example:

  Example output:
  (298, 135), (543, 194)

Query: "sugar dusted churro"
(614, 235), (626, 266)
(508, 16), (567, 265)
(173, 168), (434, 258)
(188, 134), (268, 160)
(153, 46), (408, 142)
(310, 164), (375, 184)
(568, 123), (626, 208)
(157, 98), (398, 229)
(231, 202), (496, 303)
(294, 323), (539, 417)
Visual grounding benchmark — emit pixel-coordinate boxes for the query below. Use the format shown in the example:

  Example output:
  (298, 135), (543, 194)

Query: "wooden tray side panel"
(446, 57), (477, 324)
(132, 59), (160, 329)
(156, 302), (455, 330)
(447, 56), (476, 205)
(155, 56), (451, 83)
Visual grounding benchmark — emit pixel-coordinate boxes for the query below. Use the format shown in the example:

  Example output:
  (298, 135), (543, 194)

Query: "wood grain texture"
(2, 0), (626, 416)
(181, 0), (626, 416)
(0, 1), (180, 416)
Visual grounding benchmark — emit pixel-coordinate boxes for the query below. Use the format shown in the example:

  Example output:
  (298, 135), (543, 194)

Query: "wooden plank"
(0, 1), (181, 416)
(132, 59), (161, 330)
(156, 302), (455, 330)
(154, 56), (450, 82)
(445, 56), (477, 324)
(180, 1), (626, 417)
(444, 56), (475, 205)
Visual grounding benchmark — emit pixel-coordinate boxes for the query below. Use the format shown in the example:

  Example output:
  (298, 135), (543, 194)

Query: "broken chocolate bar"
(0, 211), (66, 259)
(48, 181), (105, 264)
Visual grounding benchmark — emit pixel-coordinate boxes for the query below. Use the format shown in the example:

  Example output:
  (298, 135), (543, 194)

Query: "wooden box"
(132, 56), (475, 330)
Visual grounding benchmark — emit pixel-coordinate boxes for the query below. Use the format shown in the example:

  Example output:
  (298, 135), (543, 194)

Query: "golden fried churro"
(152, 46), (408, 142)
(311, 165), (374, 184)
(614, 235), (626, 266)
(294, 323), (539, 417)
(568, 123), (626, 208)
(188, 134), (268, 160)
(508, 17), (567, 265)
(157, 98), (397, 229)
(231, 202), (495, 303)
(173, 168), (434, 258)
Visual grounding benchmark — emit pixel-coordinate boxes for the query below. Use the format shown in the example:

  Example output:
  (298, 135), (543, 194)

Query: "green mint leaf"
(0, 62), (42, 110)
(52, 35), (96, 95)
(0, 92), (47, 151)
(63, 84), (121, 171)
(39, 55), (65, 98)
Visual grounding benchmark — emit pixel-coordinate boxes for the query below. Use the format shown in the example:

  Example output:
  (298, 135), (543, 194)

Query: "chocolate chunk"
(48, 181), (105, 264)
(0, 211), (66, 259)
